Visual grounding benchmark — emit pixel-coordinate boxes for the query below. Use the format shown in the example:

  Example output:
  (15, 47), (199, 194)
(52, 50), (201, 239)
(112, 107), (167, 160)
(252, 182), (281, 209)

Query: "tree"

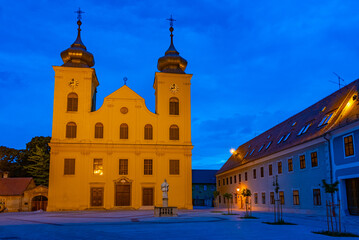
(241, 188), (252, 217)
(322, 179), (340, 232)
(223, 193), (233, 214)
(213, 191), (220, 207)
(24, 145), (49, 186)
(0, 146), (28, 177)
(23, 137), (51, 186)
(272, 175), (283, 223)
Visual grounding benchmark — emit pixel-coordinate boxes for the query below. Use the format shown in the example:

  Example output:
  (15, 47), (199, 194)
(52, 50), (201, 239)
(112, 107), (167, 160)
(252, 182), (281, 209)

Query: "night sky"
(1, 0), (359, 170)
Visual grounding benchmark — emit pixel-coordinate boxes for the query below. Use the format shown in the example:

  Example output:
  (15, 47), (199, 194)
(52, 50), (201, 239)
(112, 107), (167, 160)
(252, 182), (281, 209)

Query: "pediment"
(106, 85), (143, 100)
(114, 176), (133, 184)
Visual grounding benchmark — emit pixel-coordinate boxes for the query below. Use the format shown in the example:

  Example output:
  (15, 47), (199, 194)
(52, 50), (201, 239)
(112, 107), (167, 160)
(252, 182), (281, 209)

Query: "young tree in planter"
(241, 188), (252, 217)
(223, 193), (233, 214)
(322, 179), (340, 232)
(272, 175), (283, 223)
(213, 191), (220, 207)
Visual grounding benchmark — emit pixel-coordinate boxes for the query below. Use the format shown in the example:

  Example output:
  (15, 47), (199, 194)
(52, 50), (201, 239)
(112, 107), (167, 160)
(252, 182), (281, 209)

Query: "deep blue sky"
(1, 0), (359, 169)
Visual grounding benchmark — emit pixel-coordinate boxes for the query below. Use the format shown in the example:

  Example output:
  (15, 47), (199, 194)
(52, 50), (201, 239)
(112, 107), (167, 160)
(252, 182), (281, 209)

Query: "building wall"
(0, 196), (22, 212)
(217, 141), (330, 214)
(48, 67), (193, 211)
(192, 184), (216, 206)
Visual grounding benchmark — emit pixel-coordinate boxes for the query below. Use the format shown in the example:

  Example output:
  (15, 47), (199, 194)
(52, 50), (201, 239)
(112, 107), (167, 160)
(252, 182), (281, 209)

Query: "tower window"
(95, 123), (103, 139)
(169, 125), (179, 140)
(120, 123), (128, 139)
(66, 122), (77, 138)
(169, 97), (179, 115)
(67, 92), (78, 112)
(144, 124), (153, 140)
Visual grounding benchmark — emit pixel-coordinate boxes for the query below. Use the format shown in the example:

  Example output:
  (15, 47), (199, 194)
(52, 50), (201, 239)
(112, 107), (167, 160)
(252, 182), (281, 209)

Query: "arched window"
(66, 122), (77, 138)
(144, 124), (153, 140)
(169, 97), (179, 115)
(169, 125), (179, 140)
(95, 122), (103, 139)
(67, 93), (78, 112)
(120, 123), (128, 139)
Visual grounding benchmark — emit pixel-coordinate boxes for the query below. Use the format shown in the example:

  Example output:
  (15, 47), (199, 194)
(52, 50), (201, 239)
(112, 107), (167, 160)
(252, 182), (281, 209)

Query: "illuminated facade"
(217, 81), (359, 216)
(47, 17), (193, 211)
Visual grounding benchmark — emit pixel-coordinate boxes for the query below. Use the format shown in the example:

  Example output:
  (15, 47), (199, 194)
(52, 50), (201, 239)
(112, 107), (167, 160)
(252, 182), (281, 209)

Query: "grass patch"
(210, 211), (223, 213)
(262, 221), (297, 225)
(239, 216), (259, 219)
(312, 231), (359, 237)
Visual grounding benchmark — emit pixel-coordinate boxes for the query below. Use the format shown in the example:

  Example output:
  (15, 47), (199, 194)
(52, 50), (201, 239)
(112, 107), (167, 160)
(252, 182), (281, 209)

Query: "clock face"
(169, 83), (179, 93)
(69, 79), (79, 88)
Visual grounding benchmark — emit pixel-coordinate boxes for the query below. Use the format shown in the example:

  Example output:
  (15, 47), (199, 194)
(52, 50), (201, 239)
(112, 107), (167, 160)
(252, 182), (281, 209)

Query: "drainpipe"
(324, 133), (333, 184)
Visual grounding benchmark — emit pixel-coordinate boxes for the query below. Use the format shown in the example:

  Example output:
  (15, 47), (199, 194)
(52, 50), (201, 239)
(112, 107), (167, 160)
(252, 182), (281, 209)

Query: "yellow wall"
(48, 66), (193, 211)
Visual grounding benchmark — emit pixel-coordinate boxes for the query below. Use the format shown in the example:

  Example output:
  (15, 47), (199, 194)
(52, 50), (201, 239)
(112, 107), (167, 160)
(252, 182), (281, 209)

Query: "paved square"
(0, 209), (358, 239)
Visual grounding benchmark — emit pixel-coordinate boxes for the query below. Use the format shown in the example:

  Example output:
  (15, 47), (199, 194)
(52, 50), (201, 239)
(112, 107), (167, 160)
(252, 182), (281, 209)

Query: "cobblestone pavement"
(0, 208), (358, 239)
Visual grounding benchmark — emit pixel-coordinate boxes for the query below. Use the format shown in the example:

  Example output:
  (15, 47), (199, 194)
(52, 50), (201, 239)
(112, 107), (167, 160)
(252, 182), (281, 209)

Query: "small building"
(0, 176), (48, 212)
(192, 170), (217, 207)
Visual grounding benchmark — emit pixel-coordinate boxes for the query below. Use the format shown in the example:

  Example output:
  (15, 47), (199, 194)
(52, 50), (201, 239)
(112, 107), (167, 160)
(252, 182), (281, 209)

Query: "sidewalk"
(0, 208), (358, 239)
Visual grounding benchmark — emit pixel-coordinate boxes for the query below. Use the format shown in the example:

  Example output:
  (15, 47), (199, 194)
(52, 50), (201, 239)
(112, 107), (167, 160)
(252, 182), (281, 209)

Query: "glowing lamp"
(230, 148), (236, 154)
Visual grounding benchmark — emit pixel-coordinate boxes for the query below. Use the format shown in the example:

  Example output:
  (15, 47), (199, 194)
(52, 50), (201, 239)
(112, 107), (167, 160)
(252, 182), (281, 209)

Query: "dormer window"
(244, 152), (249, 158)
(277, 136), (284, 144)
(292, 122), (297, 127)
(266, 141), (272, 150)
(283, 132), (291, 142)
(250, 149), (255, 156)
(318, 112), (334, 127)
(258, 145), (264, 152)
(298, 123), (312, 136)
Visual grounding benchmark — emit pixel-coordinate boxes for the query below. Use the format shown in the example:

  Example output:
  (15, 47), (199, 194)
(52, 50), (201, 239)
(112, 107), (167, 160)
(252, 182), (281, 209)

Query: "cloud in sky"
(1, 0), (359, 169)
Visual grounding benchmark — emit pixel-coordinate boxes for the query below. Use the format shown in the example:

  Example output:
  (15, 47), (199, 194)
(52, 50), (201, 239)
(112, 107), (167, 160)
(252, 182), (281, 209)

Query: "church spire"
(61, 8), (95, 68)
(157, 15), (187, 74)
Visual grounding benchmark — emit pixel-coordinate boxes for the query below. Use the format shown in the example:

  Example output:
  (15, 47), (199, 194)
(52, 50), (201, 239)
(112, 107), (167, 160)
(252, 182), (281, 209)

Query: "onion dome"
(157, 18), (187, 74)
(61, 18), (94, 68)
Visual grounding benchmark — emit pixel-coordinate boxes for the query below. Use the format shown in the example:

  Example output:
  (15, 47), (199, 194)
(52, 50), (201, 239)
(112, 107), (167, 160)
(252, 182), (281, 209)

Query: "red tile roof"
(0, 178), (34, 196)
(217, 79), (359, 175)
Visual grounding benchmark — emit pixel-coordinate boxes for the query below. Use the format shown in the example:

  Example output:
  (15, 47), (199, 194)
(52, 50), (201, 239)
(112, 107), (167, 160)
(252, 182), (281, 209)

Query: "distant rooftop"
(218, 79), (359, 175)
(192, 170), (217, 184)
(0, 178), (34, 196)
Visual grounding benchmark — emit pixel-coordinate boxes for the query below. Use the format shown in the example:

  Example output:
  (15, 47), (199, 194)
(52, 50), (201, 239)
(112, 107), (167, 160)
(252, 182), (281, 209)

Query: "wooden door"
(142, 188), (154, 206)
(91, 188), (104, 207)
(31, 196), (48, 211)
(116, 184), (131, 206)
(346, 178), (359, 215)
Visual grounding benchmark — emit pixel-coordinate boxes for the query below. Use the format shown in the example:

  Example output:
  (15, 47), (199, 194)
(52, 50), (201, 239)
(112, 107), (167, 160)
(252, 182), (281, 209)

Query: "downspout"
(324, 133), (333, 184)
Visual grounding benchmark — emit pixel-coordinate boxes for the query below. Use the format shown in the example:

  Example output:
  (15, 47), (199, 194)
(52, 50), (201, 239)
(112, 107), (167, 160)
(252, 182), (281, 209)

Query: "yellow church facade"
(47, 16), (193, 211)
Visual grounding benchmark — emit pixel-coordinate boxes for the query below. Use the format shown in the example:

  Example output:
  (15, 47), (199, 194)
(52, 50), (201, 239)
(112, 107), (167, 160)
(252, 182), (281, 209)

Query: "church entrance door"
(91, 187), (104, 207)
(115, 184), (131, 206)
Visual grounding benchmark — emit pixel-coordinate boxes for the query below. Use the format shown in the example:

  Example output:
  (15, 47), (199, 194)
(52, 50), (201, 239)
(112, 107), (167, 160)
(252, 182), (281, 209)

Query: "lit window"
(311, 152), (318, 167)
(288, 158), (293, 172)
(268, 164), (273, 176)
(93, 159), (103, 175)
(277, 162), (282, 174)
(270, 192), (275, 204)
(293, 190), (300, 205)
(344, 135), (355, 157)
(279, 191), (285, 205)
(300, 155), (306, 169)
(283, 132), (291, 142)
(266, 141), (272, 150)
(318, 112), (334, 127)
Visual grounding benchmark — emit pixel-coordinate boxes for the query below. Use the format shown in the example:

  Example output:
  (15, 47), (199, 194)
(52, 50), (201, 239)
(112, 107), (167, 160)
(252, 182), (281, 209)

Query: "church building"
(47, 15), (193, 211)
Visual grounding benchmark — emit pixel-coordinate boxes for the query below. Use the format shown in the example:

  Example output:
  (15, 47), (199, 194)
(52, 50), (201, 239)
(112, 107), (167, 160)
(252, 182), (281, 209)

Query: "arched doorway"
(31, 195), (48, 211)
